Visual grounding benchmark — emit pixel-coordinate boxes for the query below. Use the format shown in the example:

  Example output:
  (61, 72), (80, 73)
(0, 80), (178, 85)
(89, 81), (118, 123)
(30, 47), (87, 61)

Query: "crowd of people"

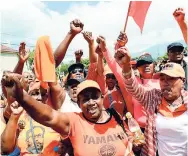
(0, 7), (187, 156)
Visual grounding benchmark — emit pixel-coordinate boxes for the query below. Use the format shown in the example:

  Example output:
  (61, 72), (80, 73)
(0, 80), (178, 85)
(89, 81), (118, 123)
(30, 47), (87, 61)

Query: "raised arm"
(3, 75), (70, 135)
(173, 8), (188, 44)
(96, 35), (134, 114)
(82, 31), (97, 63)
(54, 19), (84, 67)
(96, 49), (105, 77)
(114, 47), (159, 110)
(1, 101), (23, 155)
(13, 42), (30, 74)
(95, 39), (107, 94)
(98, 32), (128, 79)
(48, 81), (66, 110)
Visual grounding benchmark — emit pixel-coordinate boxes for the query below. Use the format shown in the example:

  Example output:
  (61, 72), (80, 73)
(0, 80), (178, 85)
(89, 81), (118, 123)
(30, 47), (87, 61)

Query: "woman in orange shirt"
(3, 74), (137, 156)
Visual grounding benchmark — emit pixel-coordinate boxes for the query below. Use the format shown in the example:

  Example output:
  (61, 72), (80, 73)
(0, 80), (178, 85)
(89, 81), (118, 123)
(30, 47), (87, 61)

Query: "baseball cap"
(68, 63), (85, 73)
(157, 62), (185, 78)
(136, 53), (154, 67)
(66, 77), (85, 86)
(167, 42), (184, 52)
(76, 80), (101, 97)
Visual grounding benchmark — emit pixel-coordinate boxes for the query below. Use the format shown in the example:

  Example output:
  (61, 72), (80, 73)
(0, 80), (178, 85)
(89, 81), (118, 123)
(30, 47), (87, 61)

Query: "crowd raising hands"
(0, 7), (188, 156)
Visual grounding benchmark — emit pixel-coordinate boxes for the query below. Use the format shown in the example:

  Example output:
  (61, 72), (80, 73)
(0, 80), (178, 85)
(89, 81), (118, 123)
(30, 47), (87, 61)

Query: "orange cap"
(76, 80), (101, 97)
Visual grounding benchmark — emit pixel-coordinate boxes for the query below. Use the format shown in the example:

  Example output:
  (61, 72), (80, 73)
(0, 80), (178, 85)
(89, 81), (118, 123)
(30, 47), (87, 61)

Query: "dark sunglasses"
(71, 68), (84, 74)
(169, 47), (184, 54)
(106, 74), (116, 79)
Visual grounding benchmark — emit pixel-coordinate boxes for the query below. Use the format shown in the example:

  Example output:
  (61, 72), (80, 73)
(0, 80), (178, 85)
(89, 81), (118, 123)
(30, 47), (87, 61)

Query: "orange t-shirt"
(65, 112), (133, 156)
(17, 112), (60, 156)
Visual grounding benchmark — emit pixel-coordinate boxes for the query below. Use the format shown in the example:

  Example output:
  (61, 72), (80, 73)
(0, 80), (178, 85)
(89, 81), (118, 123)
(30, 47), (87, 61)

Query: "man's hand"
(114, 47), (131, 67)
(10, 101), (23, 116)
(82, 31), (94, 45)
(173, 8), (185, 23)
(70, 19), (84, 35)
(18, 42), (30, 63)
(115, 31), (128, 50)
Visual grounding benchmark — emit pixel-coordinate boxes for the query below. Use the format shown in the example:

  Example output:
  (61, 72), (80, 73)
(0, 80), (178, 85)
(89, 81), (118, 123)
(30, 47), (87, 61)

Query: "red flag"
(128, 1), (151, 33)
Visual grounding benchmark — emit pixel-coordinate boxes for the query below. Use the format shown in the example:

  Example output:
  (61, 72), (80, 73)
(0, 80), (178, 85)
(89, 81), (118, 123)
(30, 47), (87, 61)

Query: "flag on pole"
(128, 1), (152, 33)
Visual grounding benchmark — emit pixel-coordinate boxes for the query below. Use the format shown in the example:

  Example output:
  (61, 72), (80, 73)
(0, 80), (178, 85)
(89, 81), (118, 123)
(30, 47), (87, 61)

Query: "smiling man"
(136, 53), (155, 79)
(167, 42), (187, 90)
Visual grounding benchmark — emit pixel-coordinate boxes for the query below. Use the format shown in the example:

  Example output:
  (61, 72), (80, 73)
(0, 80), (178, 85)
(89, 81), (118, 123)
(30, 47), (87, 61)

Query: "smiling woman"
(3, 74), (137, 156)
(115, 45), (188, 156)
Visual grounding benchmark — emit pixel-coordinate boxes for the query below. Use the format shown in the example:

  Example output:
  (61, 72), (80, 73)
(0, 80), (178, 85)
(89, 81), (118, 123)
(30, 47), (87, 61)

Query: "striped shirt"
(123, 71), (188, 156)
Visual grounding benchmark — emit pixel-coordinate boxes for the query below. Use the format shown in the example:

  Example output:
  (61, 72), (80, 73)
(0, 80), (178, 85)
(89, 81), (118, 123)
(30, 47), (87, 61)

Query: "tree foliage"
(157, 53), (168, 61)
(26, 51), (90, 77)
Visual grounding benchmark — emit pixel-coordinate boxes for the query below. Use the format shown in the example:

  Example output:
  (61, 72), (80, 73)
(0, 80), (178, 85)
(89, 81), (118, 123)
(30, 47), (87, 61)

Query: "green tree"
(81, 58), (90, 68)
(157, 53), (168, 61)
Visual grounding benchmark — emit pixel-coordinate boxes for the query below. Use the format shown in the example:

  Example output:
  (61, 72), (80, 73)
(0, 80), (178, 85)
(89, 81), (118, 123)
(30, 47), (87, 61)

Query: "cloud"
(1, 0), (188, 63)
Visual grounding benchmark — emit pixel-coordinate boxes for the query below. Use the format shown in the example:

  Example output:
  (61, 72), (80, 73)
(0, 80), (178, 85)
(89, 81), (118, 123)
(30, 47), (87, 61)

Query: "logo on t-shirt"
(98, 144), (116, 156)
(26, 126), (45, 154)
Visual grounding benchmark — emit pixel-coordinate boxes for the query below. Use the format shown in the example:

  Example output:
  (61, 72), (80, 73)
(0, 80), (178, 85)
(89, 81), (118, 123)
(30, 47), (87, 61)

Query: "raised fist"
(114, 47), (131, 67)
(173, 8), (185, 23)
(95, 36), (107, 57)
(115, 31), (128, 50)
(10, 101), (23, 116)
(70, 19), (84, 35)
(3, 73), (24, 101)
(82, 31), (94, 45)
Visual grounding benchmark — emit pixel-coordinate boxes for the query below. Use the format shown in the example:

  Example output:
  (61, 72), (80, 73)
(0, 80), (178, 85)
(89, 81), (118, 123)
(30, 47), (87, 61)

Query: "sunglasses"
(71, 68), (84, 74)
(169, 47), (184, 54)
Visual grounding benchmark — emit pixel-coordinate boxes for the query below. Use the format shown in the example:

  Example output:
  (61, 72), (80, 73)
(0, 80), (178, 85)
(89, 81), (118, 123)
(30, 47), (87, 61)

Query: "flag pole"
(123, 1), (132, 32)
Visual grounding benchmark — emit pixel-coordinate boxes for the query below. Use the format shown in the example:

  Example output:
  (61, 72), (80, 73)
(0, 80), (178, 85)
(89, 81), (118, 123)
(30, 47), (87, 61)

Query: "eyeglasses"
(71, 68), (84, 74)
(106, 74), (116, 79)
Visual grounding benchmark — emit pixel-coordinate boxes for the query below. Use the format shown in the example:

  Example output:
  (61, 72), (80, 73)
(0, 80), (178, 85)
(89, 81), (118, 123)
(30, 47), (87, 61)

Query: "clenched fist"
(82, 31), (94, 45)
(70, 19), (84, 35)
(115, 31), (128, 50)
(114, 47), (131, 67)
(173, 8), (185, 23)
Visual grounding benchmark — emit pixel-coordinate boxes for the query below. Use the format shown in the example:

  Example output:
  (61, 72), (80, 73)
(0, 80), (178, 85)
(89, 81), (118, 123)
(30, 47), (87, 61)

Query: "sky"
(1, 0), (188, 62)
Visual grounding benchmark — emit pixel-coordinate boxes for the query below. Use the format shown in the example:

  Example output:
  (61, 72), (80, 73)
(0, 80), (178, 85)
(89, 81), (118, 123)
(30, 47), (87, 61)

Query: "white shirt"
(156, 112), (188, 156)
(60, 92), (81, 113)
